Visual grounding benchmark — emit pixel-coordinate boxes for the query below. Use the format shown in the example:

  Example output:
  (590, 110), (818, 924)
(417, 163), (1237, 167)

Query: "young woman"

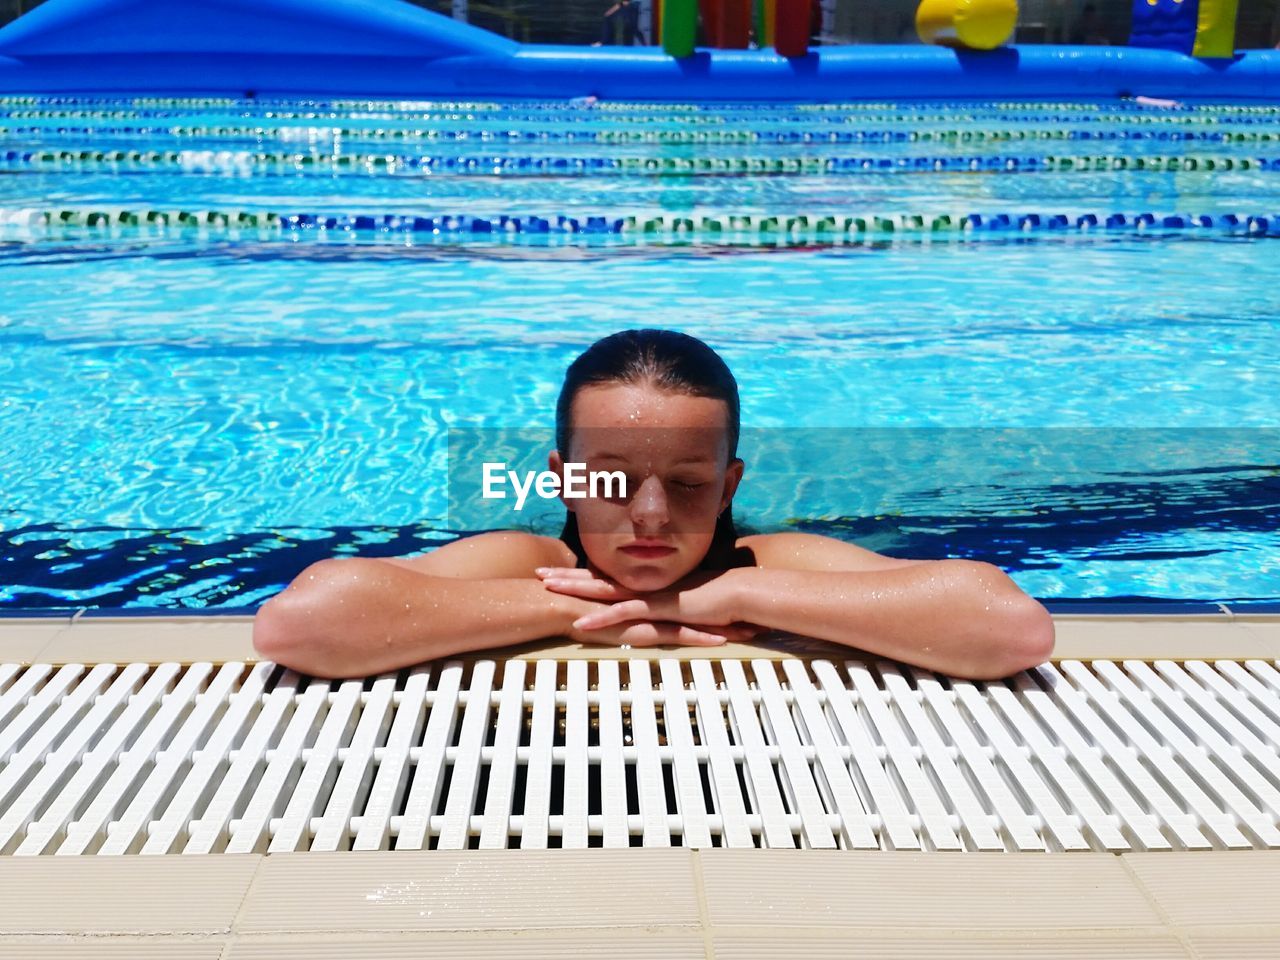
(253, 329), (1054, 680)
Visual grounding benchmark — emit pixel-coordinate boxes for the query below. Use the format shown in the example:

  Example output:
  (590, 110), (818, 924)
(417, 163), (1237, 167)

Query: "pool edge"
(2, 614), (1277, 667)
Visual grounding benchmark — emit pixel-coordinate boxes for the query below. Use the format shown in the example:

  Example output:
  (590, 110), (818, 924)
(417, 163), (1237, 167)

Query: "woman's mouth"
(620, 544), (677, 559)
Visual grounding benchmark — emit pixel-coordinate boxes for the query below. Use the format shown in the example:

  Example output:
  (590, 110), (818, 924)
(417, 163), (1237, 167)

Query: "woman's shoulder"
(734, 531), (931, 573)
(733, 532), (785, 564)
(375, 530), (576, 579)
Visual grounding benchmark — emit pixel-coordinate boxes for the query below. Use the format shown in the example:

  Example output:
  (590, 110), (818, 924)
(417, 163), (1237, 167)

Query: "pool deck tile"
(1046, 617), (1280, 661)
(696, 849), (1164, 932)
(33, 616), (258, 665)
(0, 619), (72, 665)
(0, 941), (228, 959)
(1181, 930), (1280, 959)
(0, 853), (261, 934)
(234, 848), (702, 934)
(709, 932), (1196, 958)
(1120, 851), (1280, 926)
(1236, 618), (1280, 651)
(222, 932), (708, 958)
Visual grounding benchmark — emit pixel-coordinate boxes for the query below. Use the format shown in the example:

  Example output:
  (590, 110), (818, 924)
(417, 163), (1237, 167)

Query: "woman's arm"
(252, 532), (588, 679)
(732, 532), (1053, 679)
(732, 561), (1054, 681)
(253, 562), (586, 680)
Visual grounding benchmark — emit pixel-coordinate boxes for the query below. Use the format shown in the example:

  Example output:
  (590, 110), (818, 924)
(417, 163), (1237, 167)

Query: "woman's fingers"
(572, 598), (652, 630)
(577, 620), (760, 648)
(544, 578), (637, 602)
(726, 622), (765, 643)
(675, 625), (731, 646)
(534, 567), (594, 579)
(615, 621), (726, 647)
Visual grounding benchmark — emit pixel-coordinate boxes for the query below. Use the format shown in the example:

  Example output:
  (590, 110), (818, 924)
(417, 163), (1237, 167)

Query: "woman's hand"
(565, 617), (762, 648)
(536, 566), (757, 636)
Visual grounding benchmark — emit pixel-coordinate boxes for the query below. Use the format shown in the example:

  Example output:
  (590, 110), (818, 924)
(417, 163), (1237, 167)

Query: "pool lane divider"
(4, 208), (1280, 241)
(6, 97), (1280, 121)
(8, 125), (1280, 145)
(8, 108), (1280, 130)
(7, 95), (1280, 116)
(3, 149), (1279, 176)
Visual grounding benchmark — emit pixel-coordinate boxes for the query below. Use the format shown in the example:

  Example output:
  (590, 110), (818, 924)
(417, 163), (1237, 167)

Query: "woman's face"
(550, 381), (743, 591)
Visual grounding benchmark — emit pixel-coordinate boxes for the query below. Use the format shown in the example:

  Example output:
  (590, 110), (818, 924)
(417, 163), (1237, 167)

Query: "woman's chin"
(614, 563), (696, 593)
(612, 566), (682, 593)
(614, 575), (667, 593)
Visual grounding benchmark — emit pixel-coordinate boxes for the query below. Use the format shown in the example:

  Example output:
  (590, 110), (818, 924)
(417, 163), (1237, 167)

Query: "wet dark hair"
(555, 328), (752, 572)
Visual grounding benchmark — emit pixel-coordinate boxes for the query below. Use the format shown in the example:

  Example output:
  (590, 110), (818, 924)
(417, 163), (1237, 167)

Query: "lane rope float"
(3, 206), (1279, 243)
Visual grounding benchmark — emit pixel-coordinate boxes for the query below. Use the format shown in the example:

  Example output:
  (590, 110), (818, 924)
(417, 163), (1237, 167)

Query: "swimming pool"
(2, 96), (1278, 611)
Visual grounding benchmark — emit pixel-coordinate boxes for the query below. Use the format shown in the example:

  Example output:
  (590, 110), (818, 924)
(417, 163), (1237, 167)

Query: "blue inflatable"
(0, 0), (1278, 100)
(1129, 0), (1201, 56)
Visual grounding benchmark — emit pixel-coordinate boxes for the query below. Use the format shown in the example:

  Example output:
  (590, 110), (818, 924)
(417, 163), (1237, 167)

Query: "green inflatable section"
(662, 0), (697, 58)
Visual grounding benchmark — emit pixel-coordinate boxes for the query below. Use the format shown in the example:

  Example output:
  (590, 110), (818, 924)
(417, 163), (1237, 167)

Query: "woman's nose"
(628, 474), (669, 528)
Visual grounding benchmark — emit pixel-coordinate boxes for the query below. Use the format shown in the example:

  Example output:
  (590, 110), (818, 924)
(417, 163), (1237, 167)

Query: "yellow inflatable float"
(916, 0), (1018, 51)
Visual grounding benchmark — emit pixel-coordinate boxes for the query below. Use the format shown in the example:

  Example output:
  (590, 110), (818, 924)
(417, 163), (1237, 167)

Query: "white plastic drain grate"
(1, 656), (1278, 855)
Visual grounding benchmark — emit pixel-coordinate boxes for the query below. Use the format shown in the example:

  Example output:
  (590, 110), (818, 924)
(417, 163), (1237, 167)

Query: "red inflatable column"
(719, 0), (750, 47)
(698, 0), (721, 46)
(773, 0), (808, 56)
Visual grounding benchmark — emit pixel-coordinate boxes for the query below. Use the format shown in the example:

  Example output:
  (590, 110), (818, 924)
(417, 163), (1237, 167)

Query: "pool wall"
(1, 0), (1279, 101)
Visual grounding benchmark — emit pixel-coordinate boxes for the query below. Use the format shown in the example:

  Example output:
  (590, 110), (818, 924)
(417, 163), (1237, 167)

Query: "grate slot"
(596, 660), (630, 848)
(2, 664), (151, 856)
(689, 660), (755, 848)
(779, 659), (879, 849)
(0, 665), (112, 849)
(811, 658), (920, 850)
(753, 660), (836, 849)
(980, 674), (1128, 851)
(100, 662), (248, 855)
(724, 659), (804, 848)
(847, 662), (966, 850)
(228, 674), (333, 854)
(350, 667), (433, 852)
(477, 660), (527, 849)
(627, 660), (671, 847)
(1056, 661), (1258, 848)
(880, 665), (1003, 851)
(267, 673), (364, 853)
(658, 660), (712, 847)
(1180, 662), (1280, 760)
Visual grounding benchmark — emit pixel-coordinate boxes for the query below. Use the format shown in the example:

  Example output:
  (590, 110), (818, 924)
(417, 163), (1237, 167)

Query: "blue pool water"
(1, 97), (1278, 610)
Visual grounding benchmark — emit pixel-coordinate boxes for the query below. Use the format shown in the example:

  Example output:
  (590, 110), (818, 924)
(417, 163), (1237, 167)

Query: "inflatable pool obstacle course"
(1129, 0), (1240, 59)
(916, 0), (1019, 51)
(0, 0), (1276, 100)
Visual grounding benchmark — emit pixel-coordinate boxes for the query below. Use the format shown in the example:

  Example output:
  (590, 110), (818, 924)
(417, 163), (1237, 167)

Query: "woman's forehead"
(573, 426), (725, 464)
(570, 382), (728, 430)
